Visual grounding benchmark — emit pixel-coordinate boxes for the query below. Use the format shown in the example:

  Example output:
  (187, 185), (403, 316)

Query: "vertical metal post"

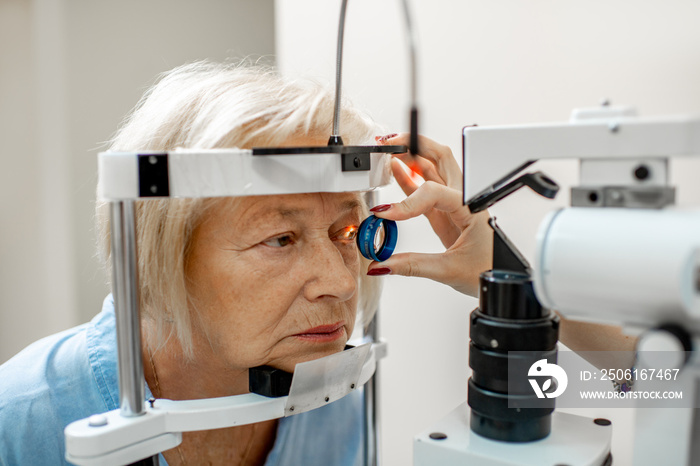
(364, 316), (382, 466)
(110, 200), (145, 416)
(330, 0), (349, 144)
(111, 200), (160, 465)
(363, 191), (382, 466)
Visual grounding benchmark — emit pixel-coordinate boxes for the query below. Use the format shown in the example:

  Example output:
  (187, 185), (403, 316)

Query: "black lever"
(467, 171), (559, 214)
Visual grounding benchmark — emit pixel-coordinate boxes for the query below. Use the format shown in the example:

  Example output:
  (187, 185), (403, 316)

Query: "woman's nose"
(303, 239), (357, 302)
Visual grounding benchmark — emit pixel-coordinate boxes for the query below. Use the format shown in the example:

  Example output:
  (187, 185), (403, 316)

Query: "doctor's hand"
(367, 133), (493, 297)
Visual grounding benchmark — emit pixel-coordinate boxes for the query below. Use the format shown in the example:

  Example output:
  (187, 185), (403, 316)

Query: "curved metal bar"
(400, 0), (420, 155)
(400, 0), (418, 110)
(331, 0), (349, 141)
(330, 0), (420, 153)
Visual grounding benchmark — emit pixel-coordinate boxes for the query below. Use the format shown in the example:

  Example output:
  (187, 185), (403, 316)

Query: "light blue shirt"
(0, 296), (364, 465)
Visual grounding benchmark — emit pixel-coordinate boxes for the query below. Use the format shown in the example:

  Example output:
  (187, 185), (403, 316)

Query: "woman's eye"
(331, 225), (358, 242)
(262, 234), (295, 248)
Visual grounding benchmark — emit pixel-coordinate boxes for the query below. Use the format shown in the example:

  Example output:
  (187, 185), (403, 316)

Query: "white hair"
(97, 61), (383, 358)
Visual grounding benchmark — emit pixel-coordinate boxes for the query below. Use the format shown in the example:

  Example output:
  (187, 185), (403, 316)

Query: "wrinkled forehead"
(223, 191), (364, 225)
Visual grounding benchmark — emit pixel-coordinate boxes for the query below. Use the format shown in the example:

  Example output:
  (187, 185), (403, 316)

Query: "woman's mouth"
(293, 322), (346, 343)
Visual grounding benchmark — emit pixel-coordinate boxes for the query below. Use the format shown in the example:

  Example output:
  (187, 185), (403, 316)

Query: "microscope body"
(414, 221), (613, 466)
(415, 105), (700, 465)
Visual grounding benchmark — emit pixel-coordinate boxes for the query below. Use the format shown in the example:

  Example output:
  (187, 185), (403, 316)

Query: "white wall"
(276, 1), (700, 465)
(0, 1), (47, 361)
(3, 0), (699, 462)
(0, 0), (275, 364)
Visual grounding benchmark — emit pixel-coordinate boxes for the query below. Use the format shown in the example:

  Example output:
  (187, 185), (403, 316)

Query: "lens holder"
(356, 215), (398, 262)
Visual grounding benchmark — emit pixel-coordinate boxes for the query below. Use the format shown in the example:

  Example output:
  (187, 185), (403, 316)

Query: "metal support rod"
(110, 200), (146, 417)
(111, 200), (160, 465)
(400, 0), (420, 156)
(363, 191), (382, 466)
(331, 0), (349, 141)
(400, 0), (417, 111)
(364, 318), (382, 466)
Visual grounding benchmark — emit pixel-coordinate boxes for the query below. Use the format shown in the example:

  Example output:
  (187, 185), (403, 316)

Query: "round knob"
(637, 325), (691, 370)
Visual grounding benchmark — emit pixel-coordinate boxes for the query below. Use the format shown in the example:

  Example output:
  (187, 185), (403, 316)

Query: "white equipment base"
(66, 343), (381, 466)
(414, 403), (612, 466)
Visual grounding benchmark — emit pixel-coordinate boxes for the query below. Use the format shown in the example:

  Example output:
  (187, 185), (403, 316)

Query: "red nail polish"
(378, 133), (398, 142)
(367, 267), (391, 276)
(370, 204), (392, 213)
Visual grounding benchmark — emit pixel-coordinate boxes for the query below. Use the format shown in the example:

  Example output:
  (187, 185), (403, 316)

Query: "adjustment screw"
(353, 157), (361, 168)
(325, 397), (330, 402)
(609, 122), (620, 133)
(350, 384), (355, 389)
(148, 155), (158, 165)
(429, 432), (447, 440)
(289, 406), (295, 412)
(634, 165), (650, 181)
(490, 339), (499, 348)
(148, 397), (155, 408)
(150, 185), (158, 194)
(88, 414), (108, 427)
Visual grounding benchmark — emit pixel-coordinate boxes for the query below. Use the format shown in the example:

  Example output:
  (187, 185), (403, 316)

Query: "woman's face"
(185, 192), (363, 374)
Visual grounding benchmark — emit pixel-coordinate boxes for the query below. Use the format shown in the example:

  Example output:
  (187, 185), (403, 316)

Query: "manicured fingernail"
(370, 204), (392, 213)
(376, 133), (398, 143)
(367, 267), (392, 276)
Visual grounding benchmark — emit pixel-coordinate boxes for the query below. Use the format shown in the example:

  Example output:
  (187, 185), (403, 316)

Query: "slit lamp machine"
(64, 1), (700, 465)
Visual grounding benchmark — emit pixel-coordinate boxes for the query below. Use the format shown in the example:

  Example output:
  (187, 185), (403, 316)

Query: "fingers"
(379, 133), (462, 189)
(372, 180), (463, 222)
(366, 251), (481, 295)
(365, 217), (494, 297)
(367, 252), (453, 284)
(424, 211), (462, 248)
(391, 159), (462, 248)
(391, 158), (419, 198)
(393, 152), (445, 185)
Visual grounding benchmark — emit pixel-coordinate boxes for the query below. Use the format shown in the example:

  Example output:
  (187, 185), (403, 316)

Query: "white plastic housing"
(463, 111), (700, 201)
(414, 403), (611, 466)
(533, 208), (700, 330)
(65, 342), (383, 466)
(98, 149), (393, 200)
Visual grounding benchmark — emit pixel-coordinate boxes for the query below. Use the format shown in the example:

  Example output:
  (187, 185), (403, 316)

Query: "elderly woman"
(0, 61), (636, 466)
(0, 62), (395, 466)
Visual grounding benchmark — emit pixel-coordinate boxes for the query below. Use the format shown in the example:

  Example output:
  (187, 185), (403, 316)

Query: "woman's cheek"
(339, 244), (361, 273)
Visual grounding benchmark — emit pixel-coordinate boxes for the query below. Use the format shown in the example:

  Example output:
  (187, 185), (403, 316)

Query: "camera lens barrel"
(468, 270), (560, 442)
